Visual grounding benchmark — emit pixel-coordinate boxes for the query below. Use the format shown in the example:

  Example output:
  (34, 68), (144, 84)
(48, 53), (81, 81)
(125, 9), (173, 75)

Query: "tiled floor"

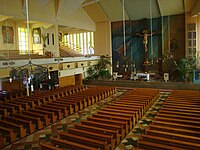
(2, 89), (170, 150)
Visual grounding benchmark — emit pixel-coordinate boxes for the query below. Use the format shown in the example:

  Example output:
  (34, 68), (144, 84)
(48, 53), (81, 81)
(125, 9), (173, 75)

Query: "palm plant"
(42, 34), (48, 47)
(174, 58), (196, 82)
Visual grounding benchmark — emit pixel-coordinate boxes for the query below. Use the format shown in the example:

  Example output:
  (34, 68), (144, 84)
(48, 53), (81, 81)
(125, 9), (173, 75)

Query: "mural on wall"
(32, 27), (41, 44)
(2, 26), (14, 43)
(112, 18), (162, 73)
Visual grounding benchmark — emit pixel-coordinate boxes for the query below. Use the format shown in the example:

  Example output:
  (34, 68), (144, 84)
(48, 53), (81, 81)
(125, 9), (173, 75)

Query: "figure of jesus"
(136, 30), (154, 52)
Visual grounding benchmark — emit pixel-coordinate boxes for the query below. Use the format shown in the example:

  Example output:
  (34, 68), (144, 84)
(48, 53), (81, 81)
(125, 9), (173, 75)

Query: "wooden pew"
(118, 98), (153, 110)
(156, 113), (200, 122)
(50, 137), (98, 150)
(6, 100), (29, 111)
(0, 105), (17, 115)
(92, 113), (131, 130)
(140, 134), (200, 150)
(106, 105), (143, 120)
(67, 127), (115, 150)
(21, 97), (43, 106)
(0, 119), (27, 138)
(81, 120), (124, 139)
(74, 123), (120, 144)
(43, 103), (69, 117)
(61, 97), (85, 109)
(59, 132), (109, 150)
(101, 107), (138, 123)
(0, 136), (6, 149)
(154, 116), (200, 127)
(146, 129), (200, 144)
(0, 108), (8, 118)
(149, 124), (200, 137)
(13, 113), (43, 130)
(14, 99), (35, 108)
(97, 110), (135, 127)
(108, 103), (144, 118)
(5, 116), (35, 133)
(158, 109), (199, 118)
(68, 97), (87, 108)
(138, 140), (182, 150)
(56, 99), (81, 111)
(40, 142), (63, 150)
(113, 101), (147, 113)
(164, 101), (200, 108)
(1, 102), (23, 113)
(21, 110), (50, 126)
(151, 120), (200, 132)
(160, 107), (200, 115)
(28, 108), (58, 123)
(87, 116), (128, 135)
(0, 126), (17, 143)
(51, 100), (77, 114)
(35, 106), (63, 120)
(66, 95), (92, 106)
(167, 99), (200, 105)
(168, 97), (200, 102)
(162, 105), (200, 112)
(48, 101), (73, 115)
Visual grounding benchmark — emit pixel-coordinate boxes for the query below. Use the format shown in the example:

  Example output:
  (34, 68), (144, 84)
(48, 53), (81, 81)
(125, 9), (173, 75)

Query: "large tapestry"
(112, 18), (162, 73)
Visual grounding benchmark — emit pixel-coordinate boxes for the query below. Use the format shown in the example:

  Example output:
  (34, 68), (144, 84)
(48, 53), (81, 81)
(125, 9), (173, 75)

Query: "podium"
(164, 73), (169, 82)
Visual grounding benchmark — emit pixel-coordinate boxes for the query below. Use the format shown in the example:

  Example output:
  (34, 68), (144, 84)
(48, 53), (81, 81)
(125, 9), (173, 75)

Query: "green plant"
(86, 55), (111, 80)
(174, 58), (196, 82)
(97, 55), (111, 70)
(85, 66), (98, 81)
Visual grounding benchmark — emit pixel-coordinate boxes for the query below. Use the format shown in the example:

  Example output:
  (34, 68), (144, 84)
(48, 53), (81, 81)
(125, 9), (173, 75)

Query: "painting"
(2, 26), (14, 43)
(33, 28), (41, 44)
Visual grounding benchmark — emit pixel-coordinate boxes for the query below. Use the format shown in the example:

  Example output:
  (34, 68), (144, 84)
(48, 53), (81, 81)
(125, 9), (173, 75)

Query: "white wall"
(58, 7), (95, 31)
(94, 21), (112, 56)
(41, 26), (57, 56)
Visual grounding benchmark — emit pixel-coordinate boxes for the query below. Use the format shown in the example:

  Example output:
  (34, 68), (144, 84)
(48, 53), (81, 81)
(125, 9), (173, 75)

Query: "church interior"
(0, 0), (200, 149)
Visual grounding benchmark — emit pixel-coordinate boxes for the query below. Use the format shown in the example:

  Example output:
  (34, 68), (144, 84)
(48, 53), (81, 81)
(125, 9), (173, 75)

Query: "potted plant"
(85, 55), (111, 82)
(174, 58), (196, 83)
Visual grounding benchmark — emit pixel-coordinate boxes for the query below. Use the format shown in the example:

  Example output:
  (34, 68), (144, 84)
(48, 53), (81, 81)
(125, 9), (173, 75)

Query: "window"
(187, 23), (196, 58)
(18, 27), (28, 54)
(64, 31), (94, 55)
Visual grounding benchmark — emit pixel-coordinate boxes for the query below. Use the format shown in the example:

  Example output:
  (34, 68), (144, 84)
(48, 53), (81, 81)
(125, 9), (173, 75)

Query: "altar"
(131, 73), (150, 81)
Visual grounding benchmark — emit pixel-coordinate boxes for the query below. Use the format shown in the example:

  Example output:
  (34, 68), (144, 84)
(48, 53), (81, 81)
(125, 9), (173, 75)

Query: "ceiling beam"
(156, 0), (162, 16)
(119, 0), (130, 20)
(82, 0), (103, 7)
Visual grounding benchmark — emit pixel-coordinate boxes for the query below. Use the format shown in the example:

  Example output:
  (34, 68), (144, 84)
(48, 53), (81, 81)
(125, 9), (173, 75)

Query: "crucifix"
(136, 29), (155, 64)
